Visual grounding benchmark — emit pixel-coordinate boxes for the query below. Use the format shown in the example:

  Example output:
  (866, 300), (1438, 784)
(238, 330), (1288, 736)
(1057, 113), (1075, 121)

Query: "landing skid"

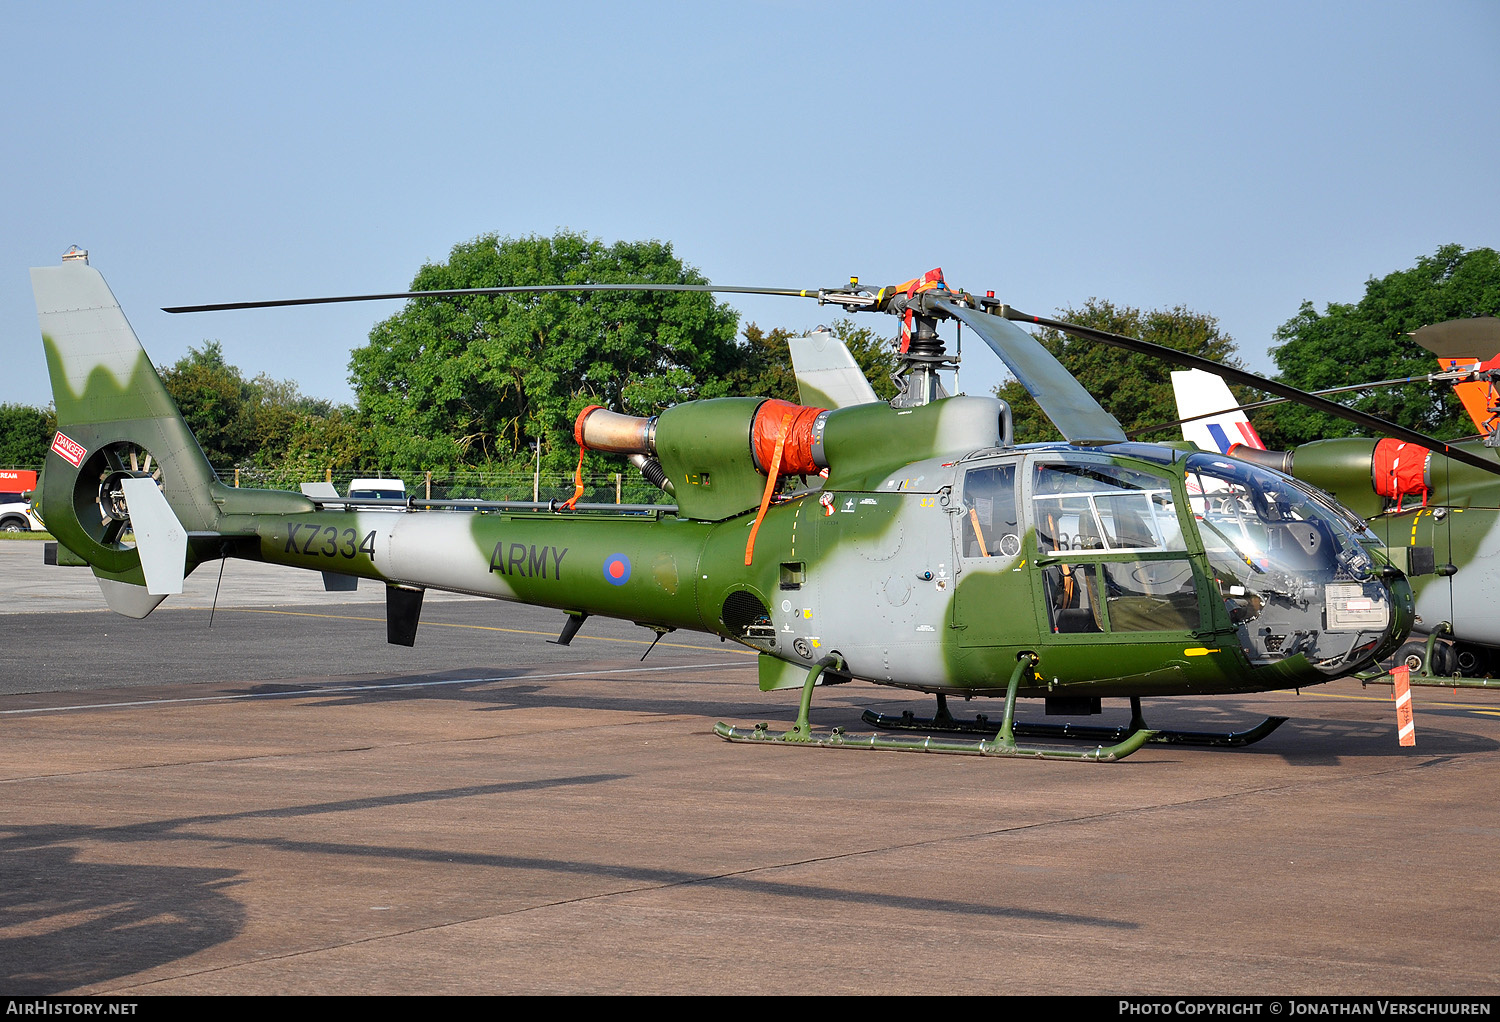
(860, 695), (1287, 749)
(713, 720), (1152, 761)
(717, 655), (1156, 762)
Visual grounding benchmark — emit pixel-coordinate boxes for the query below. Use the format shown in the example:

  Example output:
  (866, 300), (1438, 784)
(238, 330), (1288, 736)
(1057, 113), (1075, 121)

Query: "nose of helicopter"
(1184, 452), (1415, 676)
(1369, 568), (1416, 667)
(1307, 555), (1414, 675)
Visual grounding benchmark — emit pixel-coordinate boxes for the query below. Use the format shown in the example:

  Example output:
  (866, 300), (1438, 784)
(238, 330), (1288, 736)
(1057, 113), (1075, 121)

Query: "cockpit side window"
(1033, 462), (1185, 555)
(960, 464), (1021, 558)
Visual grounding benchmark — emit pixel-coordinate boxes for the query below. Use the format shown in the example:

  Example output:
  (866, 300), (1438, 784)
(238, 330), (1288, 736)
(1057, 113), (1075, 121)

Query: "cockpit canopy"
(956, 448), (1396, 674)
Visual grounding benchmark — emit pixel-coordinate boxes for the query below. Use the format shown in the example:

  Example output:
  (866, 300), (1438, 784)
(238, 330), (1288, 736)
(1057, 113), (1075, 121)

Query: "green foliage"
(158, 341), (358, 478)
(158, 341), (254, 466)
(1262, 245), (1500, 447)
(348, 231), (741, 475)
(993, 300), (1242, 443)
(723, 323), (799, 402)
(723, 318), (897, 405)
(0, 403), (54, 468)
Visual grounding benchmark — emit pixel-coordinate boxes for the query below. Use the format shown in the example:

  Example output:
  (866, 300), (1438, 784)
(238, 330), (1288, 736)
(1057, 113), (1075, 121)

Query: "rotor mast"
(811, 271), (963, 408)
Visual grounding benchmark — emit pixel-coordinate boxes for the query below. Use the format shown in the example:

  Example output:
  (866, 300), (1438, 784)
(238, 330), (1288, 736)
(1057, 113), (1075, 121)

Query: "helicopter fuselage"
(244, 423), (1414, 701)
(32, 259), (1415, 720)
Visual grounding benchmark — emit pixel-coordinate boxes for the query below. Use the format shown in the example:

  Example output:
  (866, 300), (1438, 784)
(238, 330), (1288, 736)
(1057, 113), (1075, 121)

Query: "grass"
(0, 531), (53, 541)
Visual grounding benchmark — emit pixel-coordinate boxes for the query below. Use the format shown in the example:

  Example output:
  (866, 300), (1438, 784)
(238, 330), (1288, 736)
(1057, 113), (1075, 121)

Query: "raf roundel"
(602, 552), (631, 586)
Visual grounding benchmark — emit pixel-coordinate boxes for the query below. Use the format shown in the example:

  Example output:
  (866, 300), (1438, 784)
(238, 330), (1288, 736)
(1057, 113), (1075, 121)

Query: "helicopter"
(1163, 319), (1500, 683)
(37, 252), (1471, 762)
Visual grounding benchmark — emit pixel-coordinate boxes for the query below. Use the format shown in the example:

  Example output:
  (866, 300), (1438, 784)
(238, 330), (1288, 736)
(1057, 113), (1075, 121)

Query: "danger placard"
(51, 431), (85, 468)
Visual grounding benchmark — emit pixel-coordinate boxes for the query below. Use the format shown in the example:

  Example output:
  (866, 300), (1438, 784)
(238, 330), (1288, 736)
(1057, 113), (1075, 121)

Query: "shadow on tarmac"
(0, 766), (1140, 992)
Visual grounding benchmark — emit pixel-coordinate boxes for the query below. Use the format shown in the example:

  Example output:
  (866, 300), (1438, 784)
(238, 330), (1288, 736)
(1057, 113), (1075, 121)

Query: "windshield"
(1183, 453), (1390, 673)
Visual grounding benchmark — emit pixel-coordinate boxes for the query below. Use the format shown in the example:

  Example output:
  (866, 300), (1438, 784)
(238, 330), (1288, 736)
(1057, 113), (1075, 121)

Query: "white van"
(0, 492), (45, 532)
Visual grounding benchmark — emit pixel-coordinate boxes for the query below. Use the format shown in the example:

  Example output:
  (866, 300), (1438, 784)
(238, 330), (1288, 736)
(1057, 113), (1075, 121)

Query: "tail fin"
(33, 254), (217, 615)
(1170, 369), (1266, 454)
(1413, 317), (1500, 437)
(786, 330), (881, 408)
(1432, 354), (1500, 436)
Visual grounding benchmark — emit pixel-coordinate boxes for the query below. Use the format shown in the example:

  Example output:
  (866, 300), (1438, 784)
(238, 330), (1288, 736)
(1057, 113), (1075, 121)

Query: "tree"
(1262, 244), (1500, 447)
(993, 300), (1243, 443)
(722, 324), (799, 402)
(722, 318), (898, 405)
(349, 232), (741, 474)
(0, 403), (53, 468)
(159, 341), (357, 479)
(159, 341), (255, 467)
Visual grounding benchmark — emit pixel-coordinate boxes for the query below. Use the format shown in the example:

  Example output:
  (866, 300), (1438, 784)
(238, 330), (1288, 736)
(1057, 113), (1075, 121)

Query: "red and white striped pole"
(1392, 665), (1417, 747)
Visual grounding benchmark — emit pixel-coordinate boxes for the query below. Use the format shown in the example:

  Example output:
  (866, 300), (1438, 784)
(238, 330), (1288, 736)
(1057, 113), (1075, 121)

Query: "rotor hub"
(98, 469), (152, 522)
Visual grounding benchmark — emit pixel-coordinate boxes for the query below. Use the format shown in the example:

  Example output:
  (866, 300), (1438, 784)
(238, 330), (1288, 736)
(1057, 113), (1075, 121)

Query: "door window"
(1033, 462), (1185, 555)
(959, 463), (1021, 558)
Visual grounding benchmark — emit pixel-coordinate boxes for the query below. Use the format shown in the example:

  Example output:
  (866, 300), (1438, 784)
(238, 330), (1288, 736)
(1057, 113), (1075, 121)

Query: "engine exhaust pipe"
(574, 406), (657, 455)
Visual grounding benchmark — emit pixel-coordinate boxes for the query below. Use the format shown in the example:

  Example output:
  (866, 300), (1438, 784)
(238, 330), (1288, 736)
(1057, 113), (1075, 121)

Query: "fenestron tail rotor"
(86, 441), (166, 548)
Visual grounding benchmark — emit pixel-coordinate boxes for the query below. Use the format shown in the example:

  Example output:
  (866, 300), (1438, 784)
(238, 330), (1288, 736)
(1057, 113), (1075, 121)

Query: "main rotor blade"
(934, 299), (1127, 446)
(1130, 368), (1484, 438)
(1001, 307), (1500, 477)
(164, 282), (820, 314)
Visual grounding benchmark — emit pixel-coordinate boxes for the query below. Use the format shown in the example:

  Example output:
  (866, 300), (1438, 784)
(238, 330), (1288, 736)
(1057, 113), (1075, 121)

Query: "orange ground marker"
(1392, 665), (1417, 747)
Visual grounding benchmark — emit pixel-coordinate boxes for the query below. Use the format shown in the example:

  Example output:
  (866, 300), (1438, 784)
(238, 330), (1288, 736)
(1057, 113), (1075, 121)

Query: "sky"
(2, 1), (1496, 411)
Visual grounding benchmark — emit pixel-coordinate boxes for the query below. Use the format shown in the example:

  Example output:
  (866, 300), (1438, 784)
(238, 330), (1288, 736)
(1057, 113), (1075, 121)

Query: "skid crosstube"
(715, 654), (1156, 761)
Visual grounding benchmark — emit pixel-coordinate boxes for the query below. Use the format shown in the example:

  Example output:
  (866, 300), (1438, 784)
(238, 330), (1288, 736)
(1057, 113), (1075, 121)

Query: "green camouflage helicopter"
(1164, 318), (1500, 684)
(35, 253), (1458, 761)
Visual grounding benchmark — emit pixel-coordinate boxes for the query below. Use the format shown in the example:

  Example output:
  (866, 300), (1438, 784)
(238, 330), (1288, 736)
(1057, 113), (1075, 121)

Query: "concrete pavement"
(2, 542), (1498, 995)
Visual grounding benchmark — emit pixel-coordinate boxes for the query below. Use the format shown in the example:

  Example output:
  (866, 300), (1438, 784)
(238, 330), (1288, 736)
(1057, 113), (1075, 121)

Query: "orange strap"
(968, 507), (990, 557)
(559, 405), (605, 511)
(745, 412), (792, 565)
(559, 447), (586, 510)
